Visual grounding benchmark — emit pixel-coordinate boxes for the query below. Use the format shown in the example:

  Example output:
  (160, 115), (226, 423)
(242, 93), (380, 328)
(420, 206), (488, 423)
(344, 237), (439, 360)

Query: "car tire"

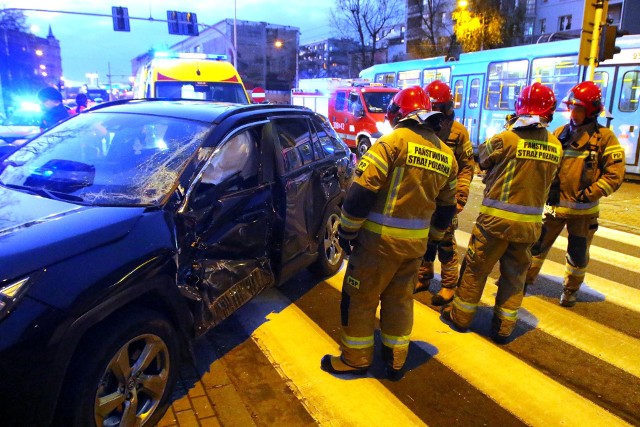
(56, 309), (179, 427)
(308, 204), (345, 277)
(357, 137), (371, 158)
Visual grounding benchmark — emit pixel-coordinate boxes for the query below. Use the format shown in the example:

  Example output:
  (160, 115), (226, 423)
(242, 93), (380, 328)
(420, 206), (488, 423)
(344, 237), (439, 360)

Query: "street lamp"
(457, 0), (484, 51)
(273, 38), (299, 91)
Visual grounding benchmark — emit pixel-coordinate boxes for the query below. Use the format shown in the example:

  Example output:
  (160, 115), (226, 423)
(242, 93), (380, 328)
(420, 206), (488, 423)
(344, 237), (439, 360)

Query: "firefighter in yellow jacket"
(321, 86), (458, 379)
(525, 81), (625, 307)
(442, 83), (562, 343)
(415, 80), (475, 306)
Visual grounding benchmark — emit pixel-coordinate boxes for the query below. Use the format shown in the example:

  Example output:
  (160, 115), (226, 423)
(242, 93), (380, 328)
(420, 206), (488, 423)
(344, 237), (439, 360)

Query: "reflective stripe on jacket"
(477, 123), (562, 243)
(346, 123), (458, 258)
(551, 123), (625, 217)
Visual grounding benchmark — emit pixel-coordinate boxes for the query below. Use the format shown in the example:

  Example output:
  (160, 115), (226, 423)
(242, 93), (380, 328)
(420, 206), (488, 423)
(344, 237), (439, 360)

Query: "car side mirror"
(354, 105), (365, 118)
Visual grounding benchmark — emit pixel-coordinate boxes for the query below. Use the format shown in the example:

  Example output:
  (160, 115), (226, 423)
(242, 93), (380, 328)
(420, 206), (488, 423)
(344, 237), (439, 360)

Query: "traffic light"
(167, 10), (181, 35)
(112, 6), (130, 32)
(183, 12), (199, 36)
(599, 24), (626, 62)
(167, 10), (198, 36)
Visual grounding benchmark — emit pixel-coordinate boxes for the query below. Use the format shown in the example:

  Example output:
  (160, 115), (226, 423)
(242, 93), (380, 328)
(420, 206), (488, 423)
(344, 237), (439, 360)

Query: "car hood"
(0, 187), (145, 282)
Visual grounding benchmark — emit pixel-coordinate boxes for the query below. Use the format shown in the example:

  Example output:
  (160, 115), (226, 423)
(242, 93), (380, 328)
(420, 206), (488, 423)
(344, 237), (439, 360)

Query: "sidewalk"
(596, 179), (640, 235)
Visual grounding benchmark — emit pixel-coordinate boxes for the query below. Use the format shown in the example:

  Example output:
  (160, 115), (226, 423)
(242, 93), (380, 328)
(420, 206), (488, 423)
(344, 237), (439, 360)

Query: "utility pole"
(107, 62), (113, 101)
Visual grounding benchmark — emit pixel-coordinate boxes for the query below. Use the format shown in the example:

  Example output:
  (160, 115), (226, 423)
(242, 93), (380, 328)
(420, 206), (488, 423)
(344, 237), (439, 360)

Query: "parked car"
(0, 106), (42, 160)
(0, 99), (355, 426)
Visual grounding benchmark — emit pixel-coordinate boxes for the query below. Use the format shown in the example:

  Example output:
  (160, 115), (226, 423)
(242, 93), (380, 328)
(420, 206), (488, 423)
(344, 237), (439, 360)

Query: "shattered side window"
(0, 112), (209, 206)
(199, 128), (260, 191)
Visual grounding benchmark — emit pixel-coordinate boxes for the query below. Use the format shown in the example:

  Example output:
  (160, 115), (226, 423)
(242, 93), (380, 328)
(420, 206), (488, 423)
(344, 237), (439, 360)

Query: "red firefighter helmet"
(515, 82), (556, 120)
(563, 81), (603, 117)
(386, 86), (433, 126)
(425, 80), (454, 115)
(425, 80), (453, 103)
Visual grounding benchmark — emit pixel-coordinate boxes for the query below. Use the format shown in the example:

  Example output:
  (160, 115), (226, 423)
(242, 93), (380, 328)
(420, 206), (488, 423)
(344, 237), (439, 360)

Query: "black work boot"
(560, 288), (578, 307)
(320, 355), (368, 375)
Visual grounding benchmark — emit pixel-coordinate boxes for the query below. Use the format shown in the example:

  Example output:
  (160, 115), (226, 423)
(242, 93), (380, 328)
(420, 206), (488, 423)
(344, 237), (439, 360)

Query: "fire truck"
(292, 79), (399, 157)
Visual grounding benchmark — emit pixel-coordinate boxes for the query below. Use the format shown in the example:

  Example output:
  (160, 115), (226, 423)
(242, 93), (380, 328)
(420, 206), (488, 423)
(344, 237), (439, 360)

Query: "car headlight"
(376, 120), (393, 135)
(0, 277), (31, 321)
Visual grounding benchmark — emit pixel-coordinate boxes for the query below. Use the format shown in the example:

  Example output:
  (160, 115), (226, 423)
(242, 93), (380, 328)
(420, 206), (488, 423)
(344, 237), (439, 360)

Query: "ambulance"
(133, 52), (250, 104)
(328, 83), (399, 157)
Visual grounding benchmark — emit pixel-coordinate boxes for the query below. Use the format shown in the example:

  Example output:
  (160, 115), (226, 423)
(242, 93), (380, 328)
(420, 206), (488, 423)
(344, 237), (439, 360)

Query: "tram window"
(375, 72), (396, 86)
(593, 71), (609, 105)
(453, 80), (464, 109)
(468, 78), (480, 109)
(619, 71), (640, 112)
(486, 60), (528, 110)
(423, 68), (451, 86)
(398, 70), (421, 88)
(532, 56), (579, 111)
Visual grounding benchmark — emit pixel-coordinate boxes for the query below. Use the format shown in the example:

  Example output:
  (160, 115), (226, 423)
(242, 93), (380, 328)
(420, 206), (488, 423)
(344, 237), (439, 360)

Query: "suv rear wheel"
(308, 204), (345, 276)
(57, 309), (179, 427)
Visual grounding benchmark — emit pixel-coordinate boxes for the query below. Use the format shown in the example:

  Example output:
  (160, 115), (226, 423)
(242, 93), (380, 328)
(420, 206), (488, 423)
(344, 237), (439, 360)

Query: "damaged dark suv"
(0, 99), (355, 426)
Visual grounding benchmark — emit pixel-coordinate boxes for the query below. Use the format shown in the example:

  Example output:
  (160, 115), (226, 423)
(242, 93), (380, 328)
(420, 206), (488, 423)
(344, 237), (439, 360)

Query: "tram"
(359, 35), (640, 179)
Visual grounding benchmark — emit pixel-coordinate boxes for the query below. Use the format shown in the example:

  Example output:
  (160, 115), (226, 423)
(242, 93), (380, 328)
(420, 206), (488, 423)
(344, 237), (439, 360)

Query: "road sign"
(252, 87), (266, 103)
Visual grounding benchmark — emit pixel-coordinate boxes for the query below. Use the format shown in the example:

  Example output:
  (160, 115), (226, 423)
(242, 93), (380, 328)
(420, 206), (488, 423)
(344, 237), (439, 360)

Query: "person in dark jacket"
(37, 86), (70, 130)
(73, 93), (88, 115)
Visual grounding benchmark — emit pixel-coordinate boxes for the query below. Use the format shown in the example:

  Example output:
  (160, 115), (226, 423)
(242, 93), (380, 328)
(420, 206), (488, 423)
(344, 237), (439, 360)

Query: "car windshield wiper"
(0, 181), (87, 204)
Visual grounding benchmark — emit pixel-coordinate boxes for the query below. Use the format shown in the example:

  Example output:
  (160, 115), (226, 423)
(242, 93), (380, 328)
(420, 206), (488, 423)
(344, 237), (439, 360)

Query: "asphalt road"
(159, 179), (640, 427)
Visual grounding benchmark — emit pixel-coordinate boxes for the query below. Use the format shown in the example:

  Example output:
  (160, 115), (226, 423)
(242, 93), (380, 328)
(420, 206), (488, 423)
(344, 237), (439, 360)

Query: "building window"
(540, 19), (546, 34)
(558, 15), (572, 31)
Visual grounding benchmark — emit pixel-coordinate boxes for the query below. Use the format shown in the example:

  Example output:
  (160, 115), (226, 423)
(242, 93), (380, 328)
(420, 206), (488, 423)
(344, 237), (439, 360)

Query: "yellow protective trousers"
(422, 215), (459, 288)
(340, 246), (422, 370)
(451, 225), (530, 337)
(526, 214), (598, 291)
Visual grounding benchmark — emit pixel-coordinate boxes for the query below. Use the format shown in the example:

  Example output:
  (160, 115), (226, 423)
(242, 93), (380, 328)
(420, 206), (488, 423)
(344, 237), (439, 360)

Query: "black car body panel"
(0, 100), (354, 425)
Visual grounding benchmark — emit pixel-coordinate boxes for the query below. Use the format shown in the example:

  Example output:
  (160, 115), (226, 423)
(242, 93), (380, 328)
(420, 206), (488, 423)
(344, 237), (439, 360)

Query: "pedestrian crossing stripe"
(244, 291), (426, 427)
(323, 268), (631, 427)
(231, 225), (639, 427)
(453, 229), (640, 314)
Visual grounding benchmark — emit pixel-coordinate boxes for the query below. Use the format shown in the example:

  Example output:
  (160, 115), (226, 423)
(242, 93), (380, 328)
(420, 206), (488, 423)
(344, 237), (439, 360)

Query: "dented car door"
(178, 123), (277, 333)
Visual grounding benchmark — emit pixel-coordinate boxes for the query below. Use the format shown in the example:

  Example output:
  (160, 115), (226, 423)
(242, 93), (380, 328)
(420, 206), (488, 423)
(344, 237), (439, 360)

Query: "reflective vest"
(477, 124), (562, 243)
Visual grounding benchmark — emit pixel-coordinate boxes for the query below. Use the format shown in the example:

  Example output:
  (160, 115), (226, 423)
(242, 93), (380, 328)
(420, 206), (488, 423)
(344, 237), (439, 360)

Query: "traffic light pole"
(586, 0), (605, 81)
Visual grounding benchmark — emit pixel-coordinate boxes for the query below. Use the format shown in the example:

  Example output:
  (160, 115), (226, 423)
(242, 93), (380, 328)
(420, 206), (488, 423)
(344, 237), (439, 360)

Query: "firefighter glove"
(547, 187), (560, 205)
(337, 224), (356, 255)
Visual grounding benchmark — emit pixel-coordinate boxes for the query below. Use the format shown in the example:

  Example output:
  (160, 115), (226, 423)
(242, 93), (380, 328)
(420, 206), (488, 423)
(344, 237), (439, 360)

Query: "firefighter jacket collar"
(399, 110), (443, 125)
(509, 115), (547, 129)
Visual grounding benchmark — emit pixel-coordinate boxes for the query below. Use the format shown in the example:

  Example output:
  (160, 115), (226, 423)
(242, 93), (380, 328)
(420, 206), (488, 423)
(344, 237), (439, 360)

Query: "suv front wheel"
(57, 309), (179, 427)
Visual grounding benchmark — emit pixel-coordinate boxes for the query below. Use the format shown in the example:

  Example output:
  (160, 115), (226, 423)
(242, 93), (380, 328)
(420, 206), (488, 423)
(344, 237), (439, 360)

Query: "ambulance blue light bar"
(153, 52), (228, 61)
